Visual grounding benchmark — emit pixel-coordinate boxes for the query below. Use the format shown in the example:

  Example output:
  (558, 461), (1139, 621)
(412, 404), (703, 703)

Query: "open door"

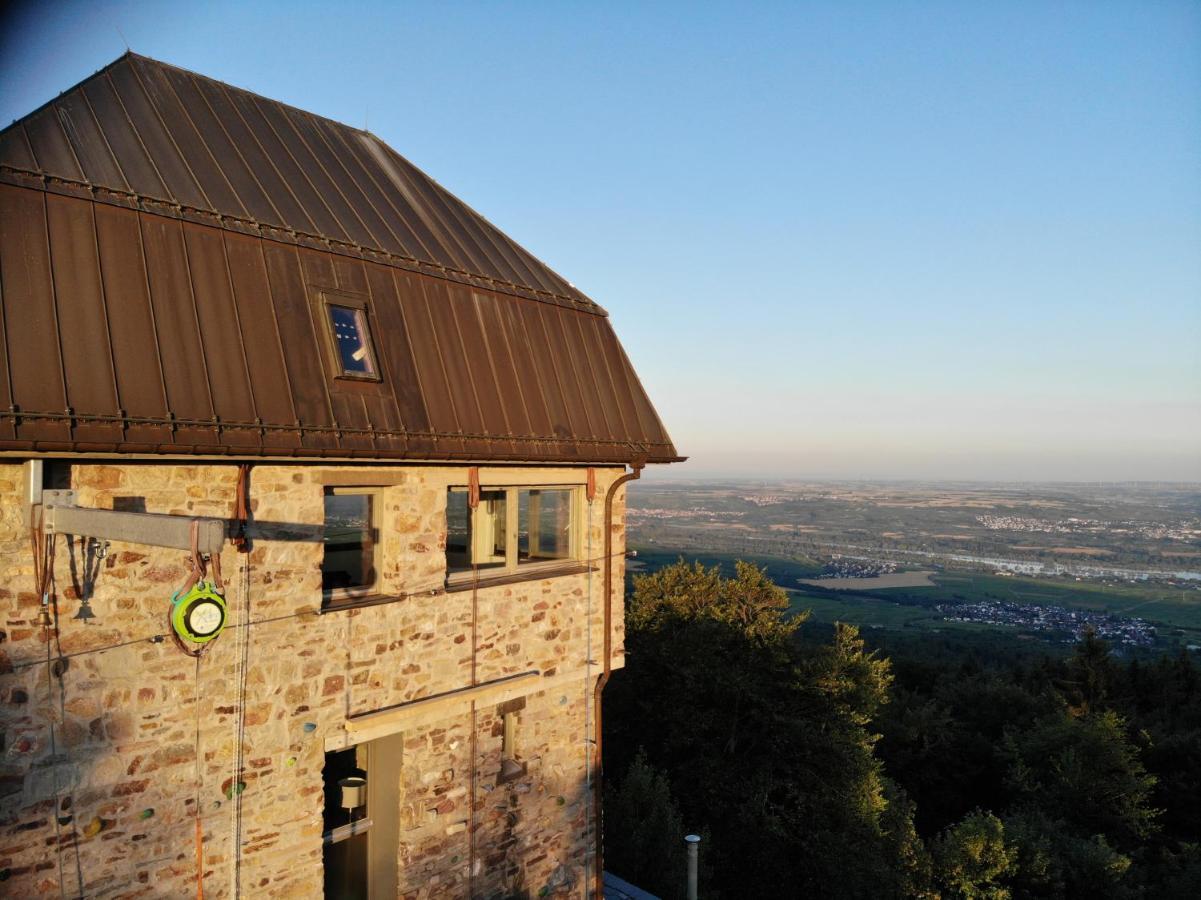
(322, 733), (402, 899)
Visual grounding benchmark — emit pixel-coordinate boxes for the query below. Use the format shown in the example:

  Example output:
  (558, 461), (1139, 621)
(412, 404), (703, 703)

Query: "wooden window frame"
(322, 486), (383, 609)
(446, 484), (584, 588)
(317, 289), (382, 383)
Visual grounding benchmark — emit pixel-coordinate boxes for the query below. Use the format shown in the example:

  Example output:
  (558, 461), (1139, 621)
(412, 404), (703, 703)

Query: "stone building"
(0, 54), (680, 898)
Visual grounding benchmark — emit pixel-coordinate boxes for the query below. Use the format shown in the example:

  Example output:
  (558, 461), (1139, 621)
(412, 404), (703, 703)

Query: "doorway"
(322, 733), (402, 899)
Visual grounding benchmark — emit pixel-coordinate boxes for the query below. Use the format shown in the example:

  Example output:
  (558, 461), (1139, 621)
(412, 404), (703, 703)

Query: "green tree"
(1005, 710), (1159, 849)
(606, 560), (922, 898)
(604, 749), (703, 900)
(933, 810), (1015, 899)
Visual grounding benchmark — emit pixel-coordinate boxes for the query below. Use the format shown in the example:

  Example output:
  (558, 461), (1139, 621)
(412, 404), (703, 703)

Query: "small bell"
(73, 599), (97, 622)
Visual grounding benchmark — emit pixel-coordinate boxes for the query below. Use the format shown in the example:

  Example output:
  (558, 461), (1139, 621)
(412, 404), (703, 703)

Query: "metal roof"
(0, 54), (680, 464)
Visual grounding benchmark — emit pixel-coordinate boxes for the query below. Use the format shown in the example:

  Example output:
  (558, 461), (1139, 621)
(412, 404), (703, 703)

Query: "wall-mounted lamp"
(339, 776), (366, 812)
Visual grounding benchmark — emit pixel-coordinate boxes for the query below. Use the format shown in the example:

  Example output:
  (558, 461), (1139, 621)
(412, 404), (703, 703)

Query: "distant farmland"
(798, 571), (936, 590)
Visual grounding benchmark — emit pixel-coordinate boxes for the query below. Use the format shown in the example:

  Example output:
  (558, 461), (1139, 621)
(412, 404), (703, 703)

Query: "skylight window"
(328, 304), (378, 378)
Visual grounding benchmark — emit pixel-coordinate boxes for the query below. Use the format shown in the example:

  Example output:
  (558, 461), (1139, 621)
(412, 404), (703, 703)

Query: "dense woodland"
(603, 560), (1201, 899)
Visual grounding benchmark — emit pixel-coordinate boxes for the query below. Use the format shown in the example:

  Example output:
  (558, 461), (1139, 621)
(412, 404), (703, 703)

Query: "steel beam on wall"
(43, 502), (226, 554)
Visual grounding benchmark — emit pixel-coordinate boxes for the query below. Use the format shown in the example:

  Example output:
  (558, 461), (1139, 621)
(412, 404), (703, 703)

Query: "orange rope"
(194, 815), (204, 899)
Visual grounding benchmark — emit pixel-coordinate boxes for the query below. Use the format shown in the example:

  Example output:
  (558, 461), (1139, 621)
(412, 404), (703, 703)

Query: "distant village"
(977, 514), (1201, 542)
(941, 599), (1156, 647)
(820, 558), (900, 579)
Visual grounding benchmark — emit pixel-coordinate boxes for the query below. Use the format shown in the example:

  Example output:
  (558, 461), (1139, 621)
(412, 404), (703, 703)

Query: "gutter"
(593, 461), (643, 899)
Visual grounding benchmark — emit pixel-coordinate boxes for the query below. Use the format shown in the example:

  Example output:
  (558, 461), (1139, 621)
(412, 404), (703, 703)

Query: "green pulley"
(170, 581), (227, 644)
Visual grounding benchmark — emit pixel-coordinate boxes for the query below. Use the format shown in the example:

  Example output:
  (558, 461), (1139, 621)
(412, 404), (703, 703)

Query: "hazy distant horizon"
(637, 469), (1201, 488)
(2, 2), (1197, 480)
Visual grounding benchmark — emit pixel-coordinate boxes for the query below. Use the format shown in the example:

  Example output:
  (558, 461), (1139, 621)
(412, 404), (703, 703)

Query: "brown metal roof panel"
(220, 232), (299, 445)
(106, 62), (211, 210)
(380, 148), (527, 290)
(473, 292), (532, 439)
(219, 87), (349, 242)
(362, 264), (432, 432)
(51, 93), (130, 192)
(131, 58), (251, 219)
(494, 296), (554, 443)
(610, 329), (676, 450)
(370, 144), (499, 280)
(285, 110), (410, 258)
(21, 107), (85, 181)
(540, 304), (602, 440)
(446, 284), (510, 442)
(0, 205), (15, 442)
(423, 170), (565, 298)
(577, 312), (641, 444)
(591, 316), (655, 446)
(92, 203), (173, 446)
(192, 78), (317, 233)
(258, 242), (338, 448)
(0, 124), (37, 170)
(327, 392), (374, 450)
(419, 279), (492, 457)
(181, 224), (258, 426)
(387, 140), (579, 301)
(0, 186), (70, 442)
(566, 309), (625, 442)
(43, 194), (123, 444)
(514, 299), (578, 443)
(372, 266), (439, 446)
(350, 133), (470, 273)
(400, 160), (538, 293)
(252, 98), (378, 248)
(138, 216), (216, 448)
(322, 124), (437, 262)
(158, 66), (283, 226)
(80, 76), (169, 199)
(328, 253), (370, 296)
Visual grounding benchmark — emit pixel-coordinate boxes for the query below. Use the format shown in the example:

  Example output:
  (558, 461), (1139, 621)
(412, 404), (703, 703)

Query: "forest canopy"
(604, 560), (1201, 899)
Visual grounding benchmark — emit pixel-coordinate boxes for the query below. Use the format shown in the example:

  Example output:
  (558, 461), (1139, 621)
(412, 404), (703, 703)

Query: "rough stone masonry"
(0, 462), (628, 898)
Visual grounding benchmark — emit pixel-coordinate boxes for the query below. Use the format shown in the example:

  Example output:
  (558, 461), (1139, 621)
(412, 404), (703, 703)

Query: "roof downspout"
(593, 460), (643, 899)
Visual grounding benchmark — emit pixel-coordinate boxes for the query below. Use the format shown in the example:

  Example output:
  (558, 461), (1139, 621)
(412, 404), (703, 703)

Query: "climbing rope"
(192, 650), (205, 900)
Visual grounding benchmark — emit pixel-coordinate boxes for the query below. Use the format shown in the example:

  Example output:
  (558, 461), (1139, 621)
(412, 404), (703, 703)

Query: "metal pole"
(685, 834), (701, 900)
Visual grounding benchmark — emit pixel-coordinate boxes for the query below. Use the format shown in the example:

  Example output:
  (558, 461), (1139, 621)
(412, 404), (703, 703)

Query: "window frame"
(322, 486), (383, 608)
(318, 289), (382, 383)
(445, 484), (584, 587)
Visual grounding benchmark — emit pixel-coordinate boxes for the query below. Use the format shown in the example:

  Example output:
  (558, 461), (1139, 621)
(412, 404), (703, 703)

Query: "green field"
(866, 572), (1201, 631)
(630, 545), (1201, 650)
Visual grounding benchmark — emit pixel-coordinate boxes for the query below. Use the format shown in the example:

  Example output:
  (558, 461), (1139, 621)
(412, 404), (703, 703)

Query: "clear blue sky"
(2, 1), (1198, 482)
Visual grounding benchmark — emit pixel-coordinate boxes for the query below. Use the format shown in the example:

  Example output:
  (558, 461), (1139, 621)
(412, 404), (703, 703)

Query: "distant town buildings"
(941, 600), (1156, 647)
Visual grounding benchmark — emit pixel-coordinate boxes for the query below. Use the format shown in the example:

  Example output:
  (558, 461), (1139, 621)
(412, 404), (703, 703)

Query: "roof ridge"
(123, 51), (378, 142)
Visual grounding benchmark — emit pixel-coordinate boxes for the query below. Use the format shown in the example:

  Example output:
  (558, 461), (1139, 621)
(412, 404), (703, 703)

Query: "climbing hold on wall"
(286, 757), (297, 767)
(303, 722), (317, 733)
(223, 780), (247, 800)
(139, 808), (154, 820)
(83, 816), (107, 838)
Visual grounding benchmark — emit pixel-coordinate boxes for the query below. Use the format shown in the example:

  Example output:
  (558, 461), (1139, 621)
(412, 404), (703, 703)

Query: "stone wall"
(0, 461), (629, 898)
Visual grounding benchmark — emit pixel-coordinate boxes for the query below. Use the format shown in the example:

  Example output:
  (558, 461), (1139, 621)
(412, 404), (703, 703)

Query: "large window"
(323, 488), (380, 604)
(446, 485), (581, 582)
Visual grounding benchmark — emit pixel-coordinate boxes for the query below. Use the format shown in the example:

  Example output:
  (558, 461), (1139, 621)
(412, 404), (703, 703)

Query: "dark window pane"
(323, 491), (376, 591)
(329, 305), (376, 376)
(447, 490), (470, 570)
(518, 489), (573, 563)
